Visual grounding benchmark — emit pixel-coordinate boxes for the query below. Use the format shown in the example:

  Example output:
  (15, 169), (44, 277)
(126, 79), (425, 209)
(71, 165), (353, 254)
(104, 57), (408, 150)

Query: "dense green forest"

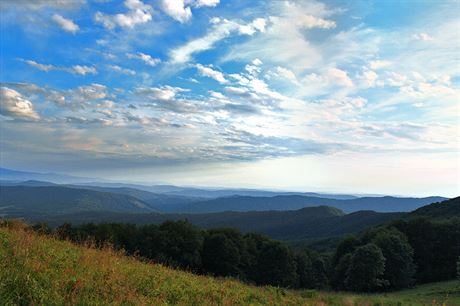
(32, 203), (460, 292)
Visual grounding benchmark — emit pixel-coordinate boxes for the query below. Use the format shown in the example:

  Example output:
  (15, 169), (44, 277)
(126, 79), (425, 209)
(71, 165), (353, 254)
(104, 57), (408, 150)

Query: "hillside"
(171, 195), (447, 213)
(29, 206), (404, 241)
(75, 182), (359, 199)
(0, 186), (157, 217)
(410, 196), (460, 218)
(1, 222), (458, 305)
(67, 185), (203, 210)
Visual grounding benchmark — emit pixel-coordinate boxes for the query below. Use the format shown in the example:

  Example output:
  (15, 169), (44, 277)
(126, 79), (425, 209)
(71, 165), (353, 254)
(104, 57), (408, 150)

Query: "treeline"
(32, 216), (460, 292)
(33, 220), (329, 289)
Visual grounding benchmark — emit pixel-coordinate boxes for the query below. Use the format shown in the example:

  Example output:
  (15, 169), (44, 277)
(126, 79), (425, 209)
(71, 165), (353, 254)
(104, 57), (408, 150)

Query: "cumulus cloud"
(20, 59), (97, 75)
(412, 33), (433, 41)
(52, 14), (79, 33)
(195, 64), (228, 84)
(126, 52), (161, 66)
(369, 60), (391, 70)
(169, 17), (266, 64)
(135, 85), (189, 101)
(325, 68), (353, 87)
(273, 66), (298, 83)
(107, 65), (136, 75)
(252, 58), (263, 66)
(159, 0), (220, 23)
(94, 0), (152, 30)
(76, 84), (108, 100)
(159, 0), (191, 23)
(0, 87), (40, 120)
(238, 18), (266, 35)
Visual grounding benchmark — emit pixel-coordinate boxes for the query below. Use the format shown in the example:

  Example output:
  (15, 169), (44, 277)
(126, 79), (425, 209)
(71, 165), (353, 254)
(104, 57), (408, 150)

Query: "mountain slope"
(0, 167), (94, 184)
(29, 206), (404, 240)
(409, 196), (460, 218)
(0, 186), (157, 216)
(171, 195), (447, 213)
(75, 182), (358, 199)
(1, 223), (458, 305)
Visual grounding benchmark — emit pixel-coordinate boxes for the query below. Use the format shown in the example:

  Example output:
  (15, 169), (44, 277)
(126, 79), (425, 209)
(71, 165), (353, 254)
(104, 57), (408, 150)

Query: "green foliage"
(410, 196), (460, 218)
(457, 256), (460, 280)
(253, 240), (298, 287)
(202, 231), (242, 277)
(1, 222), (459, 305)
(391, 217), (460, 283)
(344, 243), (388, 292)
(371, 228), (416, 289)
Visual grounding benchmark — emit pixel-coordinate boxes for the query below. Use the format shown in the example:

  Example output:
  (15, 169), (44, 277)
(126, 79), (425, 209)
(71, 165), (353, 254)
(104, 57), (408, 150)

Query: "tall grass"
(1, 220), (458, 305)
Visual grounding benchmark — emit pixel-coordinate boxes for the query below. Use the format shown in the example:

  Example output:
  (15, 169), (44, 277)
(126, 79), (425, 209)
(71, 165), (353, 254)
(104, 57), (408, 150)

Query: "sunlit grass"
(1, 220), (458, 305)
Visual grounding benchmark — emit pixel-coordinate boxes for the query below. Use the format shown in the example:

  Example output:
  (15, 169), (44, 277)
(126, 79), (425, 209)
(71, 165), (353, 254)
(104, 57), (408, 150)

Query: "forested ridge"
(30, 196), (460, 292)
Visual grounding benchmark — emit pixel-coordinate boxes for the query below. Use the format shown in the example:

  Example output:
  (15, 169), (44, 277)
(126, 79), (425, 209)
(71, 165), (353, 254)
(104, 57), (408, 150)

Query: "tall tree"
(345, 243), (388, 292)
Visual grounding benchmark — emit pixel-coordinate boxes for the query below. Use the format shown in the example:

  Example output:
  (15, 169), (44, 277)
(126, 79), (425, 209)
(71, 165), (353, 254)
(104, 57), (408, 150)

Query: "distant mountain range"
(0, 185), (157, 217)
(158, 194), (446, 214)
(0, 167), (360, 200)
(0, 182), (446, 214)
(1, 181), (456, 241)
(13, 205), (405, 241)
(0, 168), (95, 184)
(410, 197), (460, 218)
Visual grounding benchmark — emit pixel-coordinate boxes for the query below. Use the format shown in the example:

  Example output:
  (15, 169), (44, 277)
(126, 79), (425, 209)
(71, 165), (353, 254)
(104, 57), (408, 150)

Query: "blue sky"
(0, 0), (459, 196)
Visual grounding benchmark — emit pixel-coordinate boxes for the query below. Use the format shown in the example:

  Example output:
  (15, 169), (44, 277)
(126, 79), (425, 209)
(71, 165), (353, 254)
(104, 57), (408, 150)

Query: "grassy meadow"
(0, 221), (458, 306)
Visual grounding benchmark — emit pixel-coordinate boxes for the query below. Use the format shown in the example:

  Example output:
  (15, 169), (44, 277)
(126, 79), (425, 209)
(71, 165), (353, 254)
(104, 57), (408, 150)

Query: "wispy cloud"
(20, 59), (97, 75)
(52, 14), (79, 33)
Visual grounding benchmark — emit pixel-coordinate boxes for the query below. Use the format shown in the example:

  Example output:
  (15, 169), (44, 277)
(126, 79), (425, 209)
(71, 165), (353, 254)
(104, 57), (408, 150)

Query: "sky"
(0, 0), (459, 197)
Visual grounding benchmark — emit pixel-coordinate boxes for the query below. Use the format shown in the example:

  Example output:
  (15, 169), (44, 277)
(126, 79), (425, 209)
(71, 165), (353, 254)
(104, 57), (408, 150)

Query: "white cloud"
(192, 0), (220, 8)
(195, 64), (228, 84)
(21, 59), (97, 75)
(136, 85), (188, 101)
(71, 65), (97, 75)
(252, 58), (263, 66)
(95, 0), (152, 30)
(238, 18), (266, 35)
(274, 66), (297, 83)
(127, 52), (161, 66)
(107, 65), (136, 75)
(52, 14), (79, 33)
(159, 0), (191, 23)
(360, 69), (383, 88)
(326, 68), (353, 87)
(369, 60), (391, 70)
(169, 17), (266, 64)
(224, 1), (335, 70)
(296, 14), (335, 29)
(76, 84), (108, 100)
(412, 33), (433, 41)
(0, 87), (40, 120)
(159, 0), (220, 23)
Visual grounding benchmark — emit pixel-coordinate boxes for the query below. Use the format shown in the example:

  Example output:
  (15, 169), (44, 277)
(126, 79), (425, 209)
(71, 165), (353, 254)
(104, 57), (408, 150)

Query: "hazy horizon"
(1, 0), (459, 198)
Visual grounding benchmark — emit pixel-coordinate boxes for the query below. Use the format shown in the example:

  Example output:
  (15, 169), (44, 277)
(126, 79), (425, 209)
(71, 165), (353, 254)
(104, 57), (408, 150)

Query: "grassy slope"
(1, 224), (459, 306)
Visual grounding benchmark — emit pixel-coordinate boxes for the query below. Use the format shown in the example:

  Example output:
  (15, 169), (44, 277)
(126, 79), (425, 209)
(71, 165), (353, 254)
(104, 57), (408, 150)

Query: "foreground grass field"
(0, 222), (459, 305)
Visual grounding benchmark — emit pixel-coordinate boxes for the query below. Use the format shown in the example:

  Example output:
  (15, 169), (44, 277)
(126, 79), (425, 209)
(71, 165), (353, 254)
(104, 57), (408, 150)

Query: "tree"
(331, 235), (358, 288)
(202, 232), (241, 277)
(372, 228), (416, 289)
(295, 252), (314, 288)
(345, 243), (388, 292)
(333, 253), (352, 290)
(255, 240), (298, 287)
(457, 256), (460, 280)
(157, 220), (203, 271)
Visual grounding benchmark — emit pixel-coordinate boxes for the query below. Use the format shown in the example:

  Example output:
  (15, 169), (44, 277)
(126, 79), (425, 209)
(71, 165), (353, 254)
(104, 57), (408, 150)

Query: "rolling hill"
(0, 186), (157, 217)
(25, 206), (404, 241)
(409, 196), (460, 218)
(169, 194), (447, 213)
(1, 222), (458, 305)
